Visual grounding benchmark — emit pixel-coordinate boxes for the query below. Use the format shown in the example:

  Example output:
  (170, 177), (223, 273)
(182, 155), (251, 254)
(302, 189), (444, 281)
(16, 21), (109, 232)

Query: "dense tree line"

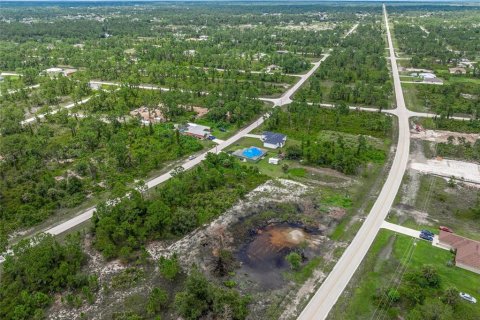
(265, 102), (391, 174)
(92, 153), (267, 261)
(435, 137), (480, 162)
(419, 117), (480, 134)
(395, 23), (454, 66)
(414, 81), (480, 117)
(286, 133), (385, 174)
(296, 23), (391, 108)
(266, 102), (392, 139)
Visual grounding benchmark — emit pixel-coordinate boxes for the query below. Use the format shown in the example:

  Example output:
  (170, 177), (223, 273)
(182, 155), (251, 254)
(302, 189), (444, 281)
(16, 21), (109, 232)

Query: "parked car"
(207, 135), (216, 140)
(439, 226), (453, 233)
(460, 292), (477, 304)
(419, 233), (433, 241)
(188, 155), (196, 160)
(421, 229), (434, 237)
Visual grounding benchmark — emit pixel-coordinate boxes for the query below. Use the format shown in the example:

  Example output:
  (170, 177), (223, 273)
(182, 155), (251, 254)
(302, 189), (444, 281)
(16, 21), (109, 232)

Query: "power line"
(377, 238), (417, 320)
(370, 235), (416, 320)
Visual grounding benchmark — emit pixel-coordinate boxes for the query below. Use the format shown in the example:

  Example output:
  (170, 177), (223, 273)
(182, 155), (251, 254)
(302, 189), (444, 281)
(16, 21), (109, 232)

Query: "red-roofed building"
(438, 230), (480, 274)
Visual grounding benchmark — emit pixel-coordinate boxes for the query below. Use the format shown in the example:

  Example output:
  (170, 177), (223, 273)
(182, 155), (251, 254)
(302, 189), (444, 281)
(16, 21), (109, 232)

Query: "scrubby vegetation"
(296, 23), (391, 108)
(175, 269), (250, 320)
(412, 81), (480, 117)
(93, 153), (267, 261)
(0, 110), (203, 247)
(0, 234), (95, 319)
(418, 117), (480, 133)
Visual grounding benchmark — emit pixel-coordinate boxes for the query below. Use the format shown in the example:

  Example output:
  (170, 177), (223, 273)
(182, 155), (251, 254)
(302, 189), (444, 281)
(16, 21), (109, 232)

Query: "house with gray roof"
(261, 131), (287, 149)
(178, 123), (211, 139)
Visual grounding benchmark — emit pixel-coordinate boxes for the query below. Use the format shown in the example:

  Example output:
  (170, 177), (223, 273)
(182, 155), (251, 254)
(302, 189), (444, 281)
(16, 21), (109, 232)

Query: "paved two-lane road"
(298, 5), (411, 319)
(0, 23), (359, 261)
(41, 53), (334, 238)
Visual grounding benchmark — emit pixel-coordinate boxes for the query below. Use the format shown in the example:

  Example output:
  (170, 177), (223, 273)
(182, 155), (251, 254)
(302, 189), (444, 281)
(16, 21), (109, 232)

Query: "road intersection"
(2, 25), (359, 255)
(298, 5), (412, 319)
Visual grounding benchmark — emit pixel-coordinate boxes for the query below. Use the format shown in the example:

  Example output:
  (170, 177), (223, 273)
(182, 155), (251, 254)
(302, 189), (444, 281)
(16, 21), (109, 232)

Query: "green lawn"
(225, 137), (306, 178)
(330, 229), (480, 319)
(402, 82), (425, 112)
(194, 119), (236, 140)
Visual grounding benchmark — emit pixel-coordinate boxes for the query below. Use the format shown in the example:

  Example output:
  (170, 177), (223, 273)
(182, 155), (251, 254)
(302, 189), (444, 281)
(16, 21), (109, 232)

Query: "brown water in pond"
(236, 223), (321, 290)
(247, 226), (307, 262)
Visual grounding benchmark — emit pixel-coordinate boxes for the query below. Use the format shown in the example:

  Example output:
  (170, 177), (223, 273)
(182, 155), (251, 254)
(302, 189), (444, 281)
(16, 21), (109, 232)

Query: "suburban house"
(178, 123), (211, 139)
(44, 67), (63, 76)
(261, 131), (287, 149)
(438, 230), (480, 274)
(409, 72), (442, 84)
(265, 64), (281, 73)
(44, 67), (77, 77)
(418, 72), (436, 79)
(424, 77), (443, 84)
(449, 67), (467, 75)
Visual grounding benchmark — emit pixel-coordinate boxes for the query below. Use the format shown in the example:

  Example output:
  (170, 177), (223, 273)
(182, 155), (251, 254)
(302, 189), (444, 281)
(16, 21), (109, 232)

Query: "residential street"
(2, 3), (478, 319)
(298, 5), (412, 319)
(36, 52), (333, 239)
(21, 97), (92, 124)
(14, 24), (364, 242)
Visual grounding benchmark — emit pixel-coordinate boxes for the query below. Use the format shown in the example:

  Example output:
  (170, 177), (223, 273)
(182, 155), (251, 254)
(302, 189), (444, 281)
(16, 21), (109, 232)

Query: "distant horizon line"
(0, 0), (477, 2)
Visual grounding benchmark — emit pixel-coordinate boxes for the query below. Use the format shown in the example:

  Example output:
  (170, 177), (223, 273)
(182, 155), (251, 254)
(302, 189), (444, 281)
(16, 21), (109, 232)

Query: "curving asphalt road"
(297, 5), (411, 320)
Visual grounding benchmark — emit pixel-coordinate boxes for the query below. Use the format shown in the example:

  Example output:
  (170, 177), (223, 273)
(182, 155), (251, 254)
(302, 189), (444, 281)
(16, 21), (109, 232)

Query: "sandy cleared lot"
(410, 158), (480, 184)
(411, 129), (480, 144)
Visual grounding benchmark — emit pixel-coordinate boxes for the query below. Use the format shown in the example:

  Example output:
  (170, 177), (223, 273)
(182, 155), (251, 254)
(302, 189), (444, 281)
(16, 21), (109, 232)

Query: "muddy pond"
(235, 222), (323, 290)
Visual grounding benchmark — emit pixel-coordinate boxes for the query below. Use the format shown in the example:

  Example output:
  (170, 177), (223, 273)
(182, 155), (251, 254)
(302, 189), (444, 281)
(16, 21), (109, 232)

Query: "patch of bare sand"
(146, 179), (310, 265)
(278, 241), (347, 320)
(394, 205), (435, 226)
(279, 269), (326, 320)
(411, 129), (480, 145)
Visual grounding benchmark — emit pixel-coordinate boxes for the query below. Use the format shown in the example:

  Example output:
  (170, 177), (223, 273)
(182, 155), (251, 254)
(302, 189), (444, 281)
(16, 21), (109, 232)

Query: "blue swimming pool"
(242, 147), (264, 159)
